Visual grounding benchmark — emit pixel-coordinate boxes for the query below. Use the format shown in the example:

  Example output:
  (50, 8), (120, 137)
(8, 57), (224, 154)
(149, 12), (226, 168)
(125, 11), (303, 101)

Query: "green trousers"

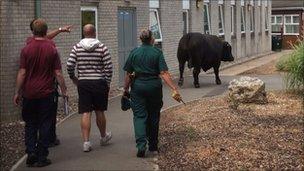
(130, 79), (163, 151)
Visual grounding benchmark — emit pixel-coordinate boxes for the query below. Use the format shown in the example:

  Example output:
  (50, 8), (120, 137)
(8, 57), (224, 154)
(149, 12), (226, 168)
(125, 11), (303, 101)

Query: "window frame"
(240, 0), (244, 6)
(250, 7), (255, 32)
(250, 0), (254, 6)
(241, 6), (246, 34)
(218, 4), (225, 36)
(284, 15), (300, 35)
(149, 8), (163, 42)
(81, 6), (98, 39)
(259, 4), (263, 33)
(203, 3), (211, 34)
(271, 15), (283, 35)
(264, 0), (268, 7)
(183, 9), (189, 35)
(231, 5), (236, 36)
(149, 0), (159, 8)
(183, 0), (190, 10)
(265, 7), (269, 31)
(257, 0), (261, 6)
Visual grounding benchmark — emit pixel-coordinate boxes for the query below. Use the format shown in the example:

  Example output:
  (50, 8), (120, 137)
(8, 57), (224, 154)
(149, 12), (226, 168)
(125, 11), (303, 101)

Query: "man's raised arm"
(46, 25), (72, 39)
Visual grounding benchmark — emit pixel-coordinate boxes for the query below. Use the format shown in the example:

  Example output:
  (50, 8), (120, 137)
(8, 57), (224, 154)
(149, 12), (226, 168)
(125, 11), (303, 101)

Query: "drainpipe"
(35, 0), (41, 19)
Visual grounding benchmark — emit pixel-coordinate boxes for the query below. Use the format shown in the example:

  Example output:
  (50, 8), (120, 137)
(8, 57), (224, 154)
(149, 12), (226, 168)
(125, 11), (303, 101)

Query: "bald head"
(83, 24), (96, 38)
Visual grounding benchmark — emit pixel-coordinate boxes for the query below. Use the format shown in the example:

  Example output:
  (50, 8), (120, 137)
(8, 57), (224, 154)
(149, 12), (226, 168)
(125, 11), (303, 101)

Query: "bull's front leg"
(193, 67), (201, 88)
(178, 62), (185, 87)
(213, 66), (221, 85)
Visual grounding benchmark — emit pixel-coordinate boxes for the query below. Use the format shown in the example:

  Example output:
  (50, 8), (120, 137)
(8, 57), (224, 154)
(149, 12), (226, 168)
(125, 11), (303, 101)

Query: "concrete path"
(220, 50), (292, 76)
(15, 51), (288, 170)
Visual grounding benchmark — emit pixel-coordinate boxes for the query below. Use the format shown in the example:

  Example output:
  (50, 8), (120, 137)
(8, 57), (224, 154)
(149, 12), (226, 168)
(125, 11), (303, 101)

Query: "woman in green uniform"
(123, 29), (181, 157)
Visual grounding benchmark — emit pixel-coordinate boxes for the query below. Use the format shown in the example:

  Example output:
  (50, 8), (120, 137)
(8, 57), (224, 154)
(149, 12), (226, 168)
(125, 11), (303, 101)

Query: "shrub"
(284, 38), (304, 91)
(275, 55), (290, 72)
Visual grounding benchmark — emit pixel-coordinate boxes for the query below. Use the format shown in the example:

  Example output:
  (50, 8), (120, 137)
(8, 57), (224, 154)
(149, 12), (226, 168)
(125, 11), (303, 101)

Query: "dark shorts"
(77, 79), (109, 114)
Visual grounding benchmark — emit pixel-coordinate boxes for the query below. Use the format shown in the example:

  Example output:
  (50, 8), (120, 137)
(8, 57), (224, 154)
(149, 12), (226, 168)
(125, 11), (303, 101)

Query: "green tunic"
(123, 44), (168, 151)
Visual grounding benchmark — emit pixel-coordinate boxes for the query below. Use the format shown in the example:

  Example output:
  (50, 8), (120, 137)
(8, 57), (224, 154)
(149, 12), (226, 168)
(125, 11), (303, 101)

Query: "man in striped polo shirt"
(67, 24), (113, 152)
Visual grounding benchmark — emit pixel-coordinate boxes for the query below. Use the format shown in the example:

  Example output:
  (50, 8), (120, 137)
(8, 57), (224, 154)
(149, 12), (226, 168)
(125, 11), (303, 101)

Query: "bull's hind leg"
(213, 66), (221, 85)
(193, 67), (201, 88)
(178, 62), (185, 87)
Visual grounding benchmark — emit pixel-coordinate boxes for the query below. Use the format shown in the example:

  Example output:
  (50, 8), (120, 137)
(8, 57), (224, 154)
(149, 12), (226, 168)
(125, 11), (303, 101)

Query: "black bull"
(177, 33), (234, 88)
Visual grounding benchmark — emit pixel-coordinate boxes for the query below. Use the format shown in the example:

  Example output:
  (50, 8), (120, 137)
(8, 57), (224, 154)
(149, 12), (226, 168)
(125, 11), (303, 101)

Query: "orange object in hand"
(172, 90), (186, 105)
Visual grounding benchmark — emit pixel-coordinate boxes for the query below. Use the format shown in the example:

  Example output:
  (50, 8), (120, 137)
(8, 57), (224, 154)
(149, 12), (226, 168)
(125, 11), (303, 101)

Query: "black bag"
(121, 91), (131, 111)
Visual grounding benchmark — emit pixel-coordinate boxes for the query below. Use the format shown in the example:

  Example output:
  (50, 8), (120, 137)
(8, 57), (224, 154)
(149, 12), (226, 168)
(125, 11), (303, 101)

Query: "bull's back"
(177, 33), (223, 69)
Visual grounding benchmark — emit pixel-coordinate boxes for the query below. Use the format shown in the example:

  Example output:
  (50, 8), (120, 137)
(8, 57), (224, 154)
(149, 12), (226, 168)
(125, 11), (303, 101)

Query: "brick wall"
(41, 0), (81, 104)
(0, 0), (35, 121)
(189, 0), (203, 33)
(159, 0), (183, 74)
(0, 0), (149, 122)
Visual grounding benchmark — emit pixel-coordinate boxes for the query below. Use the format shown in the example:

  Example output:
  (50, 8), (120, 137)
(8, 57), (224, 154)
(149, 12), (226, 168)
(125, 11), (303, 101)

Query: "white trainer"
(100, 132), (112, 146)
(83, 141), (92, 152)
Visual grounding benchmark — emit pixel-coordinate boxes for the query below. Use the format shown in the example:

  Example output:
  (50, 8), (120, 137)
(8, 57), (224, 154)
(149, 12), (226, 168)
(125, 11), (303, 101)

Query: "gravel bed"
(157, 91), (303, 170)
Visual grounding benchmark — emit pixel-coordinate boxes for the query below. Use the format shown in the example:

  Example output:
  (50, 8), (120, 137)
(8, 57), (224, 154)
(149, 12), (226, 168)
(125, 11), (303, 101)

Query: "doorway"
(118, 8), (137, 86)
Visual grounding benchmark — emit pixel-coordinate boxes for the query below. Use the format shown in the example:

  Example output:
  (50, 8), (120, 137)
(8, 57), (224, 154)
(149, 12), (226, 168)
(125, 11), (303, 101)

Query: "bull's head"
(222, 41), (234, 62)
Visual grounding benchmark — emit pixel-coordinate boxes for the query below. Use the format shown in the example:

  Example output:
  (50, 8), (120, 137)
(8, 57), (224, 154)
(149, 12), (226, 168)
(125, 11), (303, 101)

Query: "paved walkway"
(15, 51), (289, 170)
(220, 50), (292, 76)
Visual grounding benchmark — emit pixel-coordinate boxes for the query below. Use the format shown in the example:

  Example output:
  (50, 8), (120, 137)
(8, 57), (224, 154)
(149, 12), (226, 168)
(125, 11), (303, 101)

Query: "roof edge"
(272, 7), (304, 11)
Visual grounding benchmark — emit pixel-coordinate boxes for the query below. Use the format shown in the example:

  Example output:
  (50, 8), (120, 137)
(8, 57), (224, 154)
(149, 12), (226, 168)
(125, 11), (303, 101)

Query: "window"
(81, 6), (98, 39)
(264, 0), (268, 7)
(183, 0), (190, 10)
(284, 15), (300, 35)
(231, 5), (236, 35)
(149, 9), (163, 42)
(271, 15), (283, 34)
(149, 0), (159, 8)
(183, 10), (189, 35)
(265, 7), (269, 30)
(250, 0), (254, 6)
(260, 4), (262, 32)
(183, 0), (190, 35)
(249, 0), (254, 32)
(250, 8), (255, 32)
(241, 6), (245, 33)
(218, 5), (224, 36)
(231, 0), (235, 36)
(203, 3), (211, 34)
(241, 0), (244, 6)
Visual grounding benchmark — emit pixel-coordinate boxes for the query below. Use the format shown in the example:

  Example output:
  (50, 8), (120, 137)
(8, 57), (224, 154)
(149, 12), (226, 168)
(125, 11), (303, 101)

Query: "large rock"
(228, 76), (267, 104)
